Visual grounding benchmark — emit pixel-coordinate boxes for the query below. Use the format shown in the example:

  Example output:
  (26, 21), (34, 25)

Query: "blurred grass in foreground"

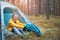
(5, 15), (60, 40)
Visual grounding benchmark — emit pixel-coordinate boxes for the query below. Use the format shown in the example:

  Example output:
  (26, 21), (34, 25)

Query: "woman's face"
(13, 15), (18, 21)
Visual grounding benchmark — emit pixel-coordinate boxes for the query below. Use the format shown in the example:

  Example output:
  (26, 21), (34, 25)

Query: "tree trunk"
(46, 0), (50, 19)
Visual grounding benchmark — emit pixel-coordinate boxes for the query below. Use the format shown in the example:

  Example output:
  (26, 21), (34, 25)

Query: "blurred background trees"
(1, 0), (60, 18)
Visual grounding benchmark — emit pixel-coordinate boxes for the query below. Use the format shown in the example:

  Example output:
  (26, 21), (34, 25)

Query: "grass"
(28, 15), (60, 29)
(5, 15), (60, 40)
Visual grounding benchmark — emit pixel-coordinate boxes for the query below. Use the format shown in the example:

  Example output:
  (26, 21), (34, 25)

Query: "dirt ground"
(5, 15), (60, 40)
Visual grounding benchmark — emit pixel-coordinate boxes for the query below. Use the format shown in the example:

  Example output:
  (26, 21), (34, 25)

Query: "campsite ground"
(5, 14), (60, 40)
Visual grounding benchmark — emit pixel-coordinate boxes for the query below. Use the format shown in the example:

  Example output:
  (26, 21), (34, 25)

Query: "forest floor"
(5, 15), (60, 40)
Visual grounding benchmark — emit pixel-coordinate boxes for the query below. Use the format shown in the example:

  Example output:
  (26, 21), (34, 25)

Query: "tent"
(0, 1), (42, 40)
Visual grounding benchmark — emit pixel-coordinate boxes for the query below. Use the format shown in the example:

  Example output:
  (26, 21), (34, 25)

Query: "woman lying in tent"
(8, 14), (42, 36)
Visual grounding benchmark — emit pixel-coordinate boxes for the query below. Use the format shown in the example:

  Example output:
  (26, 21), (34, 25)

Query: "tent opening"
(3, 7), (13, 26)
(3, 7), (26, 27)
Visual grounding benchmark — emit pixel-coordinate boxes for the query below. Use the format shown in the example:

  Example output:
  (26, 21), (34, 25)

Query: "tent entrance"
(4, 7), (13, 26)
(3, 7), (26, 27)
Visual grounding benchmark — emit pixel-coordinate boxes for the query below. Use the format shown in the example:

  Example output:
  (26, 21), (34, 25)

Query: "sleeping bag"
(23, 23), (42, 36)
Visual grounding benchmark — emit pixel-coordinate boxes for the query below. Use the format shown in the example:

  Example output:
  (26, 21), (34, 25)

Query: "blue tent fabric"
(4, 8), (13, 26)
(4, 13), (13, 26)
